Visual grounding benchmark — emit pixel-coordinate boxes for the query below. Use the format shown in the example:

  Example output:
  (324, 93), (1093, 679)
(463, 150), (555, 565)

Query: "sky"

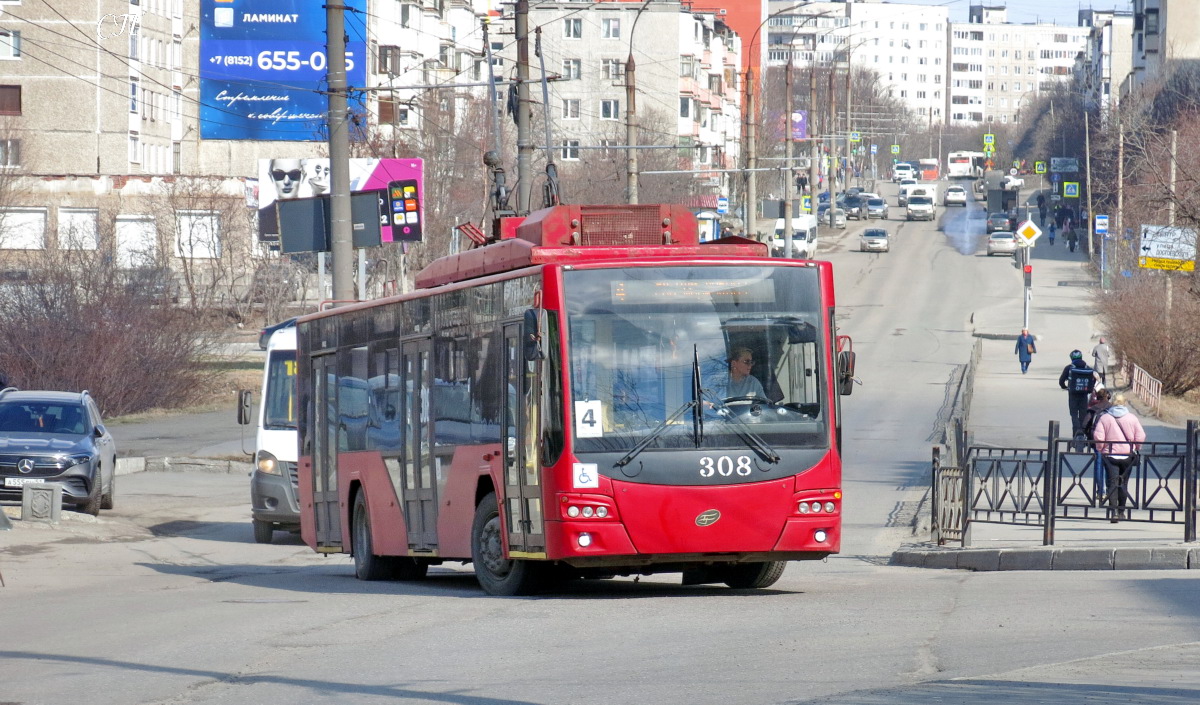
(881, 0), (1133, 26)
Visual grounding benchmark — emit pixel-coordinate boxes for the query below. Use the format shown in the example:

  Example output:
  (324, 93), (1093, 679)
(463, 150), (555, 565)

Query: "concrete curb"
(116, 457), (253, 476)
(890, 545), (1200, 571)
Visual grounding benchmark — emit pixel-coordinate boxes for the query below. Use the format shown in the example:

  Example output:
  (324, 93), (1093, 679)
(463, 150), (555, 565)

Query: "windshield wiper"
(714, 407), (782, 464)
(613, 398), (698, 468)
(691, 345), (704, 446)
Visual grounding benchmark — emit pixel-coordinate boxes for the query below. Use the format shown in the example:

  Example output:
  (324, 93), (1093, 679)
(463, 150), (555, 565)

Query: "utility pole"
(1115, 119), (1124, 263)
(828, 69), (838, 216)
(1085, 111), (1094, 256)
(783, 61), (794, 256)
(515, 0), (532, 214)
(1167, 128), (1177, 327)
(327, 1), (353, 302)
(808, 65), (818, 217)
(626, 55), (638, 205)
(845, 63), (852, 187)
(744, 68), (757, 237)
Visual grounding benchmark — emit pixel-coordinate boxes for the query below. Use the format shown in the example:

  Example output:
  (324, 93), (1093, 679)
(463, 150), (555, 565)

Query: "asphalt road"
(3, 188), (1198, 705)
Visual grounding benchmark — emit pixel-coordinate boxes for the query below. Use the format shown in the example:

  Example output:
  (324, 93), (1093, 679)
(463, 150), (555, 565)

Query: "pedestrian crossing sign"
(1064, 182), (1080, 197)
(890, 144), (900, 154)
(1035, 161), (1047, 174)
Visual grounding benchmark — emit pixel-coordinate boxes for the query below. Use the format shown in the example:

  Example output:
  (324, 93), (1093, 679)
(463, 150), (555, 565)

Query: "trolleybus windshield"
(565, 265), (828, 455)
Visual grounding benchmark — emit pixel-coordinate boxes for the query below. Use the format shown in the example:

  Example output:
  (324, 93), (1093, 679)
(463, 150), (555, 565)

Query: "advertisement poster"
(258, 158), (425, 243)
(200, 0), (367, 140)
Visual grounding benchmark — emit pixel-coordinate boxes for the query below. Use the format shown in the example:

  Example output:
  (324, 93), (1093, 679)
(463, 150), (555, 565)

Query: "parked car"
(859, 228), (891, 252)
(865, 197), (888, 219)
(123, 267), (180, 304)
(986, 213), (1011, 233)
(258, 317), (298, 350)
(844, 196), (865, 220)
(845, 187), (865, 197)
(944, 185), (968, 207)
(986, 231), (1018, 256)
(0, 389), (116, 516)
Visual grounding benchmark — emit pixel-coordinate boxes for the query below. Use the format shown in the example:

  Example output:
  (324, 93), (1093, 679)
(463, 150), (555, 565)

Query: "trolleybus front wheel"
(471, 492), (543, 596)
(722, 561), (787, 589)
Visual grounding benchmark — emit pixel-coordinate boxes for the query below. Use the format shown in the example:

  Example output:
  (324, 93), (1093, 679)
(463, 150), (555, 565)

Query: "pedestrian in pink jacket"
(1091, 394), (1146, 522)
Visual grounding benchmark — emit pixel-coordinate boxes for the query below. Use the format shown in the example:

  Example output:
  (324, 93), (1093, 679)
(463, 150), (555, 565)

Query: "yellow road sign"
(1016, 220), (1042, 246)
(1139, 257), (1196, 271)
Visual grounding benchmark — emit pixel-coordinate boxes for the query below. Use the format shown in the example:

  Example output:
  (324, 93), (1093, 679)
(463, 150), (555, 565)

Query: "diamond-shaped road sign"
(1016, 220), (1042, 246)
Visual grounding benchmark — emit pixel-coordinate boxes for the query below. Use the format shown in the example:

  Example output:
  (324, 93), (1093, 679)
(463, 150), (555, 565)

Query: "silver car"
(824, 208), (847, 229)
(865, 198), (888, 219)
(986, 231), (1018, 256)
(859, 228), (890, 252)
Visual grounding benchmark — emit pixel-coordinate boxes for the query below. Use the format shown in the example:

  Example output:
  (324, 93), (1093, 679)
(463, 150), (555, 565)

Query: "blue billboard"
(199, 0), (367, 141)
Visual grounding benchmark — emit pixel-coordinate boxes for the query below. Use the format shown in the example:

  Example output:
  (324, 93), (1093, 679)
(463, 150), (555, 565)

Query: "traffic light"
(1023, 264), (1032, 287)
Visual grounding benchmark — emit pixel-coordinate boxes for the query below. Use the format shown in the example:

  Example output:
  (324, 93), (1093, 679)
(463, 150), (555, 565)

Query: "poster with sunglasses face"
(257, 158), (424, 244)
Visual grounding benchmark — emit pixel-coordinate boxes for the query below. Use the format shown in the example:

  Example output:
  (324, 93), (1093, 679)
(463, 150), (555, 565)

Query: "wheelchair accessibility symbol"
(573, 462), (599, 489)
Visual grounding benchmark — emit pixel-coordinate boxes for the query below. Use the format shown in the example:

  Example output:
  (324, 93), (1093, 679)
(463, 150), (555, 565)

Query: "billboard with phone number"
(200, 0), (367, 141)
(257, 158), (424, 243)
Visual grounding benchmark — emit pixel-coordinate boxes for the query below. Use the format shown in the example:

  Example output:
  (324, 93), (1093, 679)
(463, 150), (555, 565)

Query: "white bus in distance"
(947, 151), (986, 180)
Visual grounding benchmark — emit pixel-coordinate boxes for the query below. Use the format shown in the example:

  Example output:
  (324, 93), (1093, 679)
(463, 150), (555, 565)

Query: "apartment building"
(494, 1), (742, 184)
(946, 5), (1088, 126)
(1077, 10), (1134, 119)
(0, 0), (486, 277)
(765, 1), (950, 123)
(1127, 0), (1200, 96)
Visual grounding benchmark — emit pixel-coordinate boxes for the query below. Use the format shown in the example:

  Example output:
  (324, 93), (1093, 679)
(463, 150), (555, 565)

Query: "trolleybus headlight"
(578, 533), (593, 547)
(582, 506), (594, 518)
(824, 501), (836, 513)
(810, 501), (823, 513)
(567, 506), (580, 518)
(814, 530), (828, 543)
(797, 502), (810, 514)
(596, 506), (608, 518)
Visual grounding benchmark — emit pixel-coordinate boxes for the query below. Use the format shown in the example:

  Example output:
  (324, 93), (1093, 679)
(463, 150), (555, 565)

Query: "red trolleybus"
(296, 204), (855, 595)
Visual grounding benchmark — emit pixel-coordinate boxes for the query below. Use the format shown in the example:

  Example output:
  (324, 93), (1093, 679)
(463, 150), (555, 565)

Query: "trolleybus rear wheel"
(352, 492), (390, 581)
(471, 492), (542, 596)
(723, 561), (786, 589)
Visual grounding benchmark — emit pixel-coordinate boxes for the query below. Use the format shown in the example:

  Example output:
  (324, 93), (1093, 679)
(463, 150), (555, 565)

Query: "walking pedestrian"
(1091, 337), (1112, 385)
(1059, 350), (1100, 438)
(1092, 393), (1146, 523)
(1082, 388), (1112, 499)
(1014, 328), (1037, 374)
(1066, 227), (1078, 252)
(1048, 223), (1056, 245)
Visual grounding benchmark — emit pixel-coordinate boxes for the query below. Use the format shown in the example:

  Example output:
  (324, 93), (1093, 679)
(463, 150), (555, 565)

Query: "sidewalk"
(893, 212), (1199, 570)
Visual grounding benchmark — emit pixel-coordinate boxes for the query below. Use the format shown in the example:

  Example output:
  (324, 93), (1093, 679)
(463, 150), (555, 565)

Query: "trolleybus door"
(503, 323), (545, 556)
(400, 339), (438, 551)
(311, 354), (341, 548)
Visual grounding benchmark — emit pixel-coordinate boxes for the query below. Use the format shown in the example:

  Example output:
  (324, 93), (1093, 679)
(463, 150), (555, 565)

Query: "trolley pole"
(327, 2), (354, 302)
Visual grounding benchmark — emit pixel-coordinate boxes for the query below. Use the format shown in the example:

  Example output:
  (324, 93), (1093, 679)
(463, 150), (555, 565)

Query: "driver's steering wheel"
(721, 396), (774, 406)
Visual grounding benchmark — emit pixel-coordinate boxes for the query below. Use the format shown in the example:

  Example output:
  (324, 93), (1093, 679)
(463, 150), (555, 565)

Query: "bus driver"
(722, 347), (766, 400)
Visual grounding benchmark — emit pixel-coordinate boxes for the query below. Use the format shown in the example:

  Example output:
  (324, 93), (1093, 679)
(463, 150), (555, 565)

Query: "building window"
(562, 59), (581, 80)
(129, 135), (141, 163)
(172, 141), (181, 175)
(0, 138), (19, 167)
(600, 99), (619, 120)
(561, 99), (579, 119)
(490, 41), (503, 67)
(603, 58), (625, 80)
(602, 18), (620, 39)
(0, 30), (20, 59)
(400, 3), (415, 28)
(58, 208), (100, 251)
(0, 208), (45, 250)
(563, 18), (581, 39)
(0, 84), (19, 115)
(560, 140), (580, 161)
(378, 45), (400, 75)
(680, 56), (694, 78)
(175, 211), (221, 259)
(679, 96), (691, 118)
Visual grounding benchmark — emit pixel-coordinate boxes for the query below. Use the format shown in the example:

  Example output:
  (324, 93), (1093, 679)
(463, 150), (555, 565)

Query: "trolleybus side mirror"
(236, 389), (253, 425)
(523, 309), (544, 361)
(837, 351), (856, 396)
